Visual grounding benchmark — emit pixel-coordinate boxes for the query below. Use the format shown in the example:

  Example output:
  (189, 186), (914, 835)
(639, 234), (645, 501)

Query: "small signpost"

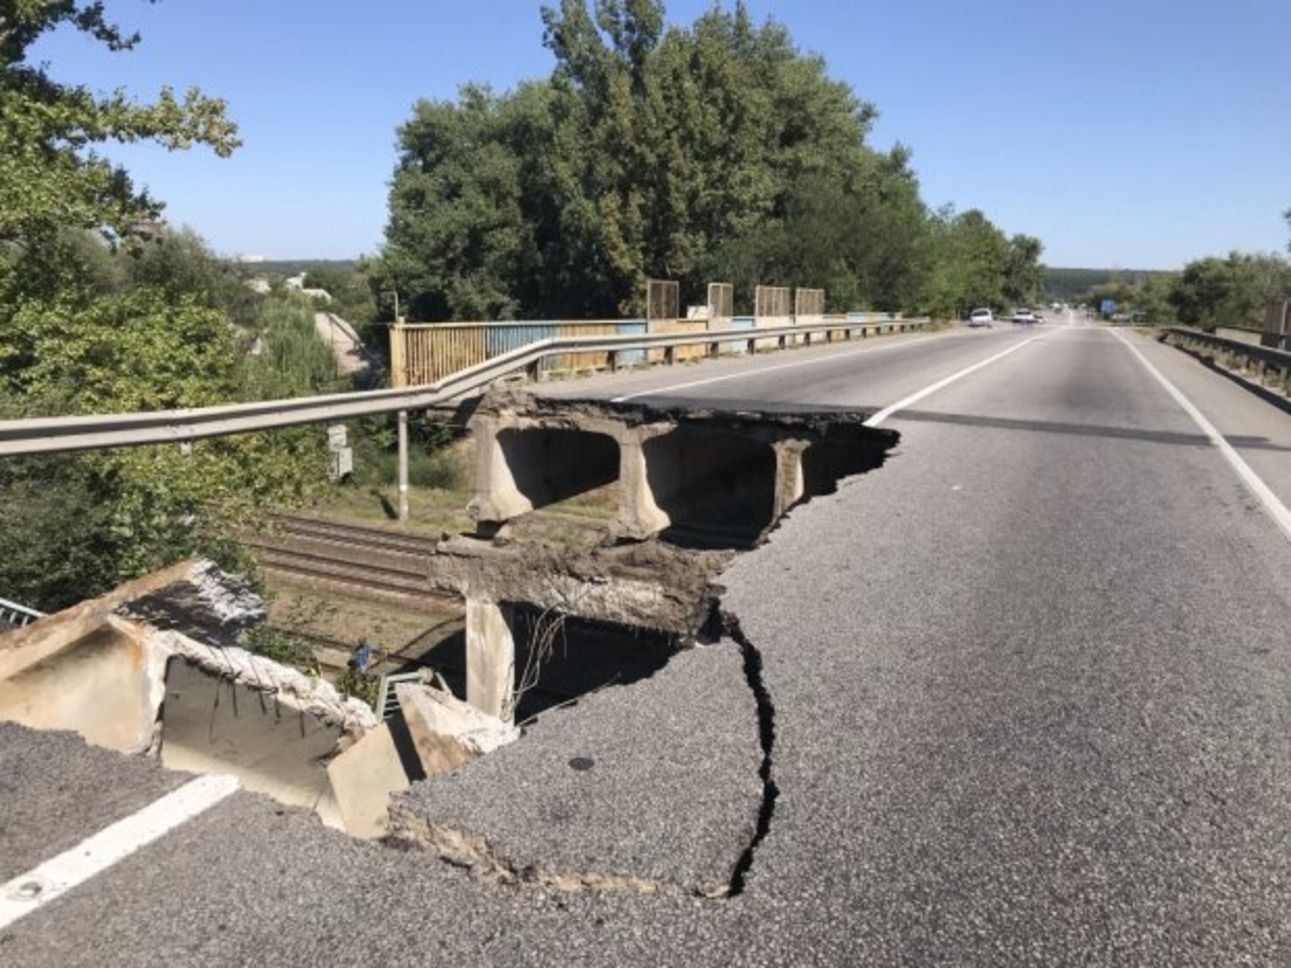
(327, 424), (353, 482)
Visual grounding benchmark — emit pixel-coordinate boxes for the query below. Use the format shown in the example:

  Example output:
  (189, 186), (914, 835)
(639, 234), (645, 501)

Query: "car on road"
(968, 308), (994, 327)
(1012, 308), (1038, 325)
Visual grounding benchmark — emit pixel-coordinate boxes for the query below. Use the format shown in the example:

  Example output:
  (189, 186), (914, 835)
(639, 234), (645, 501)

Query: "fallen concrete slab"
(389, 639), (762, 897)
(325, 722), (410, 840)
(396, 680), (519, 777)
(0, 560), (393, 838)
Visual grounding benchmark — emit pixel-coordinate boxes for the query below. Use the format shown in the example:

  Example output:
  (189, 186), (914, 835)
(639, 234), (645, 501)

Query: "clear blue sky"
(34, 0), (1291, 268)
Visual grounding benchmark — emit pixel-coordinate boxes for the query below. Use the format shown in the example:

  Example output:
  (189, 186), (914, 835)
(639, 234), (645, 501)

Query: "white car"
(1012, 308), (1037, 325)
(968, 308), (994, 327)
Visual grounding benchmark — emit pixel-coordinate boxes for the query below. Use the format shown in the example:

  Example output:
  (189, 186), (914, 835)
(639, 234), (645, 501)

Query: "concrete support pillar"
(772, 440), (807, 521)
(465, 598), (516, 723)
(468, 416), (534, 524)
(615, 431), (671, 539)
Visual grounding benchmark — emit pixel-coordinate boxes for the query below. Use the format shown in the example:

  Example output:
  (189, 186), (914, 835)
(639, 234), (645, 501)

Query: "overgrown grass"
(346, 419), (464, 491)
(237, 295), (346, 399)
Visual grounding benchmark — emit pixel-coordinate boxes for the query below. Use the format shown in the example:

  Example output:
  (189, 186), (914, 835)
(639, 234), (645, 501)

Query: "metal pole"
(397, 409), (410, 522)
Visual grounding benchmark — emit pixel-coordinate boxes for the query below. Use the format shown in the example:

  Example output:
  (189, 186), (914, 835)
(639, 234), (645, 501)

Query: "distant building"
(245, 277), (272, 295)
(284, 273), (332, 303)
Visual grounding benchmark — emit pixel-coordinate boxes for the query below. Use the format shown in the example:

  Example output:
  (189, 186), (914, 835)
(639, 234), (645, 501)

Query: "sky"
(31, 0), (1291, 268)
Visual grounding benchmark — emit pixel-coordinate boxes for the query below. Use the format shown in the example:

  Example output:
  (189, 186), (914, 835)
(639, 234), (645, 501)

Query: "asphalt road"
(4, 317), (1291, 965)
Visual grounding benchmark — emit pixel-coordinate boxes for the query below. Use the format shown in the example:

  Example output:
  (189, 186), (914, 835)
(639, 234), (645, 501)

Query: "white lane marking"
(0, 773), (240, 930)
(864, 335), (1046, 427)
(1108, 327), (1291, 543)
(609, 331), (953, 402)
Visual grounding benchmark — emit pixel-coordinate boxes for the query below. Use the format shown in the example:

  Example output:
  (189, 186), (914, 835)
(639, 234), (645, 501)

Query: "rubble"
(396, 680), (519, 777)
(325, 723), (410, 839)
(0, 560), (391, 837)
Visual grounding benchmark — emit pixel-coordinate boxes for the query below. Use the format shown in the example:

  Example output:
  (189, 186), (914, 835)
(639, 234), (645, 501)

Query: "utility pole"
(397, 409), (410, 522)
(392, 285), (409, 522)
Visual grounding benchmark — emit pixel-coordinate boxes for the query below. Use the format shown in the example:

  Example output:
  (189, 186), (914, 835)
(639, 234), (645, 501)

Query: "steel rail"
(0, 317), (930, 456)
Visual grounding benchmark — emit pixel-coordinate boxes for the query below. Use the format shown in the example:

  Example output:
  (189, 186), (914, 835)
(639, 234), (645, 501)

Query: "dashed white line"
(1108, 327), (1291, 543)
(609, 331), (952, 402)
(864, 335), (1047, 427)
(0, 773), (240, 930)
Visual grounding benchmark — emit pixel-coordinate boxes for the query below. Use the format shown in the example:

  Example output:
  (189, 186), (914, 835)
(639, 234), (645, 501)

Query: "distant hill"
(1044, 267), (1173, 301)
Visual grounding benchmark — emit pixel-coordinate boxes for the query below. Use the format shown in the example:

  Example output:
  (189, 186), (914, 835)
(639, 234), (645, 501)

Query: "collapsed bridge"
(0, 390), (895, 897)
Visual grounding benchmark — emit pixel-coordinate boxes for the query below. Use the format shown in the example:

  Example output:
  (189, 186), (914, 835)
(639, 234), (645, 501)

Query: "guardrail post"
(778, 334), (787, 350)
(608, 350), (619, 373)
(664, 345), (676, 366)
(747, 338), (757, 355)
(708, 341), (719, 358)
(397, 409), (410, 522)
(804, 330), (813, 347)
(526, 358), (541, 382)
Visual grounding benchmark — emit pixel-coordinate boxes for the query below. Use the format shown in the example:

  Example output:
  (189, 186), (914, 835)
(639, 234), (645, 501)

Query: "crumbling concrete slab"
(430, 537), (730, 637)
(160, 658), (344, 826)
(466, 390), (895, 546)
(396, 681), (519, 777)
(0, 622), (165, 754)
(325, 722), (410, 840)
(0, 559), (201, 682)
(0, 559), (384, 837)
(389, 640), (762, 897)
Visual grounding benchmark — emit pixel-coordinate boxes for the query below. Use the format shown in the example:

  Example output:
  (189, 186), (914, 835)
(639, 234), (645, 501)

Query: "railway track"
(247, 507), (615, 606)
(268, 513), (442, 556)
(245, 513), (454, 609)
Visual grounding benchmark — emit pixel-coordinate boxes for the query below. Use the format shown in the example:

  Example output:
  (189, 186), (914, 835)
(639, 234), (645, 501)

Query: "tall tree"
(382, 1), (1041, 321)
(0, 1), (239, 256)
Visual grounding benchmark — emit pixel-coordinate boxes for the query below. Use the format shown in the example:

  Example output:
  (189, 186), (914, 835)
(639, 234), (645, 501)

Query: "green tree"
(918, 207), (1016, 317)
(0, 1), (239, 256)
(0, 7), (351, 612)
(1168, 253), (1291, 328)
(1003, 234), (1044, 305)
(385, 2), (968, 319)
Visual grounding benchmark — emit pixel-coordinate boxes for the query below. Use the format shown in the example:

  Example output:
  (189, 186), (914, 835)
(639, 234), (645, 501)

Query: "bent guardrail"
(0, 316), (933, 457)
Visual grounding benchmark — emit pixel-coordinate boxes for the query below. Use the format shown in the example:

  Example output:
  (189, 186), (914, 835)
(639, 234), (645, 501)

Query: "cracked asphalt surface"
(4, 319), (1291, 965)
(393, 639), (761, 894)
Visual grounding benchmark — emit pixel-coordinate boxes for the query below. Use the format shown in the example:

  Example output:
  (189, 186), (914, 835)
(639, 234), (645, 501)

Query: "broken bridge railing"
(0, 316), (933, 457)
(0, 596), (44, 629)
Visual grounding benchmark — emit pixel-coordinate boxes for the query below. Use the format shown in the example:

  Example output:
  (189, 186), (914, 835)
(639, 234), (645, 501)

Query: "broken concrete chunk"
(0, 621), (164, 755)
(396, 682), (519, 778)
(325, 722), (410, 839)
(0, 559), (380, 832)
(115, 559), (265, 648)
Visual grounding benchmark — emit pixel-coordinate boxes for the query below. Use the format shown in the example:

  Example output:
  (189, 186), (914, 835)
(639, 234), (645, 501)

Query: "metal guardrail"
(0, 316), (931, 457)
(1163, 327), (1291, 371)
(0, 596), (44, 629)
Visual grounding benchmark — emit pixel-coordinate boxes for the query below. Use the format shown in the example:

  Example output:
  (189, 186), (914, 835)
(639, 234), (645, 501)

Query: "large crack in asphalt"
(388, 603), (781, 901)
(720, 611), (779, 898)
